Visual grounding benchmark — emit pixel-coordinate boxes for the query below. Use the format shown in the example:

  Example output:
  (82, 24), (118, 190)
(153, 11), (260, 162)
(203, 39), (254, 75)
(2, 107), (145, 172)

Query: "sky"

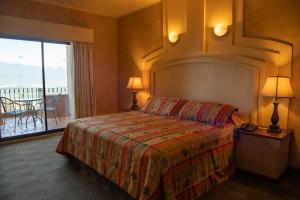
(0, 38), (67, 68)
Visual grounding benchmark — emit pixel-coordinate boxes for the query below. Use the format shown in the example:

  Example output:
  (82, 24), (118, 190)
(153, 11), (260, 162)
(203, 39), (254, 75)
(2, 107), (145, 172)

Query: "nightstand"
(235, 128), (292, 179)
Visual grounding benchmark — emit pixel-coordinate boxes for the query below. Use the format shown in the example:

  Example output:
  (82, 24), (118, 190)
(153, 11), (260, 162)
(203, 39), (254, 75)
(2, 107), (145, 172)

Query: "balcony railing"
(0, 87), (71, 137)
(0, 87), (68, 100)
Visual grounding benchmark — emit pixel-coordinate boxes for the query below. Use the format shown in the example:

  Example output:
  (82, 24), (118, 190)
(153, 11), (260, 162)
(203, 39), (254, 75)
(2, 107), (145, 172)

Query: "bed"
(57, 110), (236, 200)
(57, 54), (259, 199)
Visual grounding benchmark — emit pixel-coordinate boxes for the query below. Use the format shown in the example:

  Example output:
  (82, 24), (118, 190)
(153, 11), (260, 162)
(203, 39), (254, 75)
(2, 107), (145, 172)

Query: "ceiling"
(33, 0), (161, 18)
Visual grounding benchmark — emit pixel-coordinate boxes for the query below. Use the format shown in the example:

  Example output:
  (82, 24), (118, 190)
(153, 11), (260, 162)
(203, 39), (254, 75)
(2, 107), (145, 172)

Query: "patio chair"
(0, 97), (31, 132)
(30, 100), (44, 128)
(46, 94), (62, 125)
(33, 95), (62, 125)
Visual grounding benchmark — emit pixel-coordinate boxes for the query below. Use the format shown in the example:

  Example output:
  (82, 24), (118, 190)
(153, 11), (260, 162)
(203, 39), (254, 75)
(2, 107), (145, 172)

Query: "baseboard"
(0, 131), (63, 145)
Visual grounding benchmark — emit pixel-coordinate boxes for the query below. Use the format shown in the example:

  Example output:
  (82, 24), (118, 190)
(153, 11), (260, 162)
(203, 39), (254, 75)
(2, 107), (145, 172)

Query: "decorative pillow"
(140, 97), (152, 112)
(140, 97), (166, 114)
(156, 98), (188, 117)
(177, 100), (205, 121)
(230, 112), (245, 128)
(196, 102), (238, 127)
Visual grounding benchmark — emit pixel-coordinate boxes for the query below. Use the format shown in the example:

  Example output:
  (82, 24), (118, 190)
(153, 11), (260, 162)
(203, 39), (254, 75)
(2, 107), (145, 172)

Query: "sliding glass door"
(0, 37), (74, 139)
(44, 42), (74, 130)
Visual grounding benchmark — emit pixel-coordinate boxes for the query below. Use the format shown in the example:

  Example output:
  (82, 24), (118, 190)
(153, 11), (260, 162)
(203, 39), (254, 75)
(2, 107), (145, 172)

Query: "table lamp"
(127, 76), (143, 111)
(261, 76), (294, 133)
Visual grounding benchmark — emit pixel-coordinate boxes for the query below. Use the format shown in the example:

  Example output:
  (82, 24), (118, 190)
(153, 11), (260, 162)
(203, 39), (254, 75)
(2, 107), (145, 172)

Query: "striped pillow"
(197, 102), (238, 127)
(157, 98), (188, 117)
(177, 100), (205, 121)
(178, 100), (238, 127)
(140, 97), (152, 112)
(140, 97), (166, 114)
(230, 112), (245, 128)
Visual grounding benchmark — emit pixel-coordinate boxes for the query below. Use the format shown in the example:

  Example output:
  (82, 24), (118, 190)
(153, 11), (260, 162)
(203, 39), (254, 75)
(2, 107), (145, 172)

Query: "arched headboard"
(149, 54), (264, 124)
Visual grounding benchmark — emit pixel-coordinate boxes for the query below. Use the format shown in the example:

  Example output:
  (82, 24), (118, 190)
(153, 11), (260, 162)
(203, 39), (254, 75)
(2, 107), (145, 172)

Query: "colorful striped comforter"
(56, 111), (235, 200)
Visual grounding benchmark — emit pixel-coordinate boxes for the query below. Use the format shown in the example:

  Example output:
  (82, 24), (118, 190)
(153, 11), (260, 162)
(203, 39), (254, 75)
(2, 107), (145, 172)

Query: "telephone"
(240, 123), (257, 132)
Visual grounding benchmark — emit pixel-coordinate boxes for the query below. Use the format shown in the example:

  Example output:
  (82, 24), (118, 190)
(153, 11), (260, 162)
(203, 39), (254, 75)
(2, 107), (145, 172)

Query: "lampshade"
(261, 76), (294, 98)
(127, 77), (143, 90)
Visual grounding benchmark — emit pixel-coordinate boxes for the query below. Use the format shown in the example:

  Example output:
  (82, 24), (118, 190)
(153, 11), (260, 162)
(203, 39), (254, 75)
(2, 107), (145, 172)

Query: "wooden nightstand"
(235, 128), (292, 179)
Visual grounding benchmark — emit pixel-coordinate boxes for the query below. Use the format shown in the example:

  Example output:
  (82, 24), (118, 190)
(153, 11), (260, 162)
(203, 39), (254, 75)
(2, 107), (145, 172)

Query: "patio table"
(15, 98), (43, 127)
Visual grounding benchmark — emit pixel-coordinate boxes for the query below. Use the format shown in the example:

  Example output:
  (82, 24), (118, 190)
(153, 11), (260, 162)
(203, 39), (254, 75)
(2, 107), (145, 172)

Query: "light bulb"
(214, 25), (228, 37)
(168, 32), (179, 43)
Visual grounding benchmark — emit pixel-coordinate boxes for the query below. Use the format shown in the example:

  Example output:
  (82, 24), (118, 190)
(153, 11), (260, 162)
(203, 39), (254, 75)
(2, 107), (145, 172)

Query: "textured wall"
(117, 0), (300, 168)
(117, 3), (163, 110)
(0, 0), (118, 115)
(244, 0), (300, 168)
(3, 0), (299, 168)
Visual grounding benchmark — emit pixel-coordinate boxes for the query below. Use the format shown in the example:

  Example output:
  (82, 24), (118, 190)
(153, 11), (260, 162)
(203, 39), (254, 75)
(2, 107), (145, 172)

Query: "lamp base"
(130, 104), (139, 111)
(268, 125), (281, 133)
(268, 101), (281, 133)
(130, 91), (139, 111)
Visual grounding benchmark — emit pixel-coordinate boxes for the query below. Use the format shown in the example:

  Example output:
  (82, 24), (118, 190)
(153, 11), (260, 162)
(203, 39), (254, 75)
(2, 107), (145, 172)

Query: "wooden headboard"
(149, 54), (264, 124)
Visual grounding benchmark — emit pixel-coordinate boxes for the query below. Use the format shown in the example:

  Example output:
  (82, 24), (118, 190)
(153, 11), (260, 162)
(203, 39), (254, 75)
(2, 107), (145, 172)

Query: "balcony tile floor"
(0, 116), (72, 138)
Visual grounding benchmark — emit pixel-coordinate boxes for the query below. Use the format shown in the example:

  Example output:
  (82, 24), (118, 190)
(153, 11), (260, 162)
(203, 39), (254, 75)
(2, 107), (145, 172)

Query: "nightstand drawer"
(236, 129), (291, 179)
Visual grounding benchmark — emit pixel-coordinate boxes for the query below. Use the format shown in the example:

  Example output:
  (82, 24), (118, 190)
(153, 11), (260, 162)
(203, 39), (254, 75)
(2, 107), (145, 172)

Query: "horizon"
(0, 60), (68, 88)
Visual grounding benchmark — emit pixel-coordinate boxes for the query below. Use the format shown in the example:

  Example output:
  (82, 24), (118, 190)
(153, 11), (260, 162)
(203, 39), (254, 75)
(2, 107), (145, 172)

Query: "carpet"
(0, 134), (299, 200)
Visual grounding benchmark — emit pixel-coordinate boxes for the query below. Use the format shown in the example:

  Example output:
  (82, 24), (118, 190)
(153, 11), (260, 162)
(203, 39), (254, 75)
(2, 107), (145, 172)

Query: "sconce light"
(213, 25), (228, 37)
(168, 32), (179, 43)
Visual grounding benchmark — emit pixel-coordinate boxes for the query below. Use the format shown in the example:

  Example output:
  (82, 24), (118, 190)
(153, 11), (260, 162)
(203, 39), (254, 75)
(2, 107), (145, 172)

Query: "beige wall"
(244, 0), (300, 168)
(117, 3), (163, 110)
(1, 0), (299, 168)
(117, 0), (300, 168)
(0, 0), (118, 115)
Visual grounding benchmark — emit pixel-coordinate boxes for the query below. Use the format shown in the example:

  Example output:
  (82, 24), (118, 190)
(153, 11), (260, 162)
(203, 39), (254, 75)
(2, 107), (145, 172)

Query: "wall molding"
(139, 0), (293, 129)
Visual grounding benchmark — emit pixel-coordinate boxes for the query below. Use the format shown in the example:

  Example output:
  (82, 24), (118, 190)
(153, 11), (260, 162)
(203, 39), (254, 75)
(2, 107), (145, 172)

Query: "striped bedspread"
(56, 111), (235, 200)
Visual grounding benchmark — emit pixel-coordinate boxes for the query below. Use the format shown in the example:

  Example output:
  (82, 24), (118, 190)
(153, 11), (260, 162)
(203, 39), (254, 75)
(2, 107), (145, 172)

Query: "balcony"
(0, 87), (73, 139)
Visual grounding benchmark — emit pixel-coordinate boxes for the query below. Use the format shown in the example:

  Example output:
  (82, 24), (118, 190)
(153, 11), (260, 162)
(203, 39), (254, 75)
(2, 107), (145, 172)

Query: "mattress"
(56, 111), (235, 200)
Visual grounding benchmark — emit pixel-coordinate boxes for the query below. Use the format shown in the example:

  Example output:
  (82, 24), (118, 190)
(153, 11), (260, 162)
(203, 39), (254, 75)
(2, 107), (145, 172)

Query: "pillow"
(230, 112), (245, 128)
(196, 102), (238, 127)
(156, 98), (188, 117)
(178, 100), (238, 127)
(177, 100), (205, 121)
(140, 97), (166, 114)
(140, 97), (152, 112)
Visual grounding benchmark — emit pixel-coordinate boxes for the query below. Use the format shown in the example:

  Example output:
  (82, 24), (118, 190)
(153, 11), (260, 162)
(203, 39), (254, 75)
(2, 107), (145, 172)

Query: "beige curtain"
(69, 42), (95, 118)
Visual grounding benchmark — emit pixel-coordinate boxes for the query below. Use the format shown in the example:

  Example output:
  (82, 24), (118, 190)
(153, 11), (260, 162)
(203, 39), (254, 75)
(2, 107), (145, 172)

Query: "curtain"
(68, 42), (95, 118)
(66, 45), (75, 119)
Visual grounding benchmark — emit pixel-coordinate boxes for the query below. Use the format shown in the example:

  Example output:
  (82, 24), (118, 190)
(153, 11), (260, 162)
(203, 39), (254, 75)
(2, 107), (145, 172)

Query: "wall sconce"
(168, 32), (179, 43)
(213, 25), (228, 37)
